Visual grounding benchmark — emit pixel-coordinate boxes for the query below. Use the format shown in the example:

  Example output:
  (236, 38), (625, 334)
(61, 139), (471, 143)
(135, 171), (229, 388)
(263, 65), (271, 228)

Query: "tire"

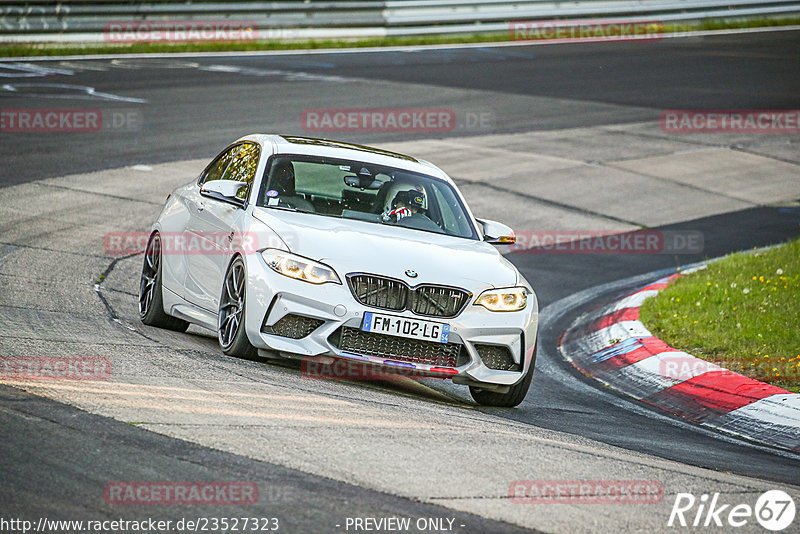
(218, 256), (258, 359)
(139, 233), (190, 332)
(469, 345), (536, 408)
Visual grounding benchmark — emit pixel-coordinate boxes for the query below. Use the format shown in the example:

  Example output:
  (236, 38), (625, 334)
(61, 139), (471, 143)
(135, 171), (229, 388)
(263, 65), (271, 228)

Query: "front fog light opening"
(475, 343), (520, 372)
(262, 314), (325, 339)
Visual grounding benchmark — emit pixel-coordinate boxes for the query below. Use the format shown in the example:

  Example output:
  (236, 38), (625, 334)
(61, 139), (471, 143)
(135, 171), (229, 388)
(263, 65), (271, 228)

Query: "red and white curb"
(559, 270), (800, 452)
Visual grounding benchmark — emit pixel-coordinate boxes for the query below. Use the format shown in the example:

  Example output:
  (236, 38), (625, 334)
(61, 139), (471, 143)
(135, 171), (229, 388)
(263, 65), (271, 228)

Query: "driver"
(382, 189), (426, 223)
(265, 160), (314, 212)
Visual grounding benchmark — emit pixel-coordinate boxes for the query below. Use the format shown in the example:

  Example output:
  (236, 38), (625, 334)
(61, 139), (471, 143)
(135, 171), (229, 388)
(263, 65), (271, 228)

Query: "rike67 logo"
(668, 490), (796, 531)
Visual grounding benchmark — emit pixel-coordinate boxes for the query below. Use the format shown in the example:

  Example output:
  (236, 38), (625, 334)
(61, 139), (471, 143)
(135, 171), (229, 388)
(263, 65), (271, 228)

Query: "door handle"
(197, 202), (205, 212)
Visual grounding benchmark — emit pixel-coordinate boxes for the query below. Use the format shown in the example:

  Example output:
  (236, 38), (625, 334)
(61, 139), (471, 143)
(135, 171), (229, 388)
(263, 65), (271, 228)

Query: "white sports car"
(139, 135), (538, 406)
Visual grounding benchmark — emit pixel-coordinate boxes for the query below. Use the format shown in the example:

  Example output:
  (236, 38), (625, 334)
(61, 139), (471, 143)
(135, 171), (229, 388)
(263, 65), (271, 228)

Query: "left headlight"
(261, 249), (341, 285)
(474, 287), (528, 312)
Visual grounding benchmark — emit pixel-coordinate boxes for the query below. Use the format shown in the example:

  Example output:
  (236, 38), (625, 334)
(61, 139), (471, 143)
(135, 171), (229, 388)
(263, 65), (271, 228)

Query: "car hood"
(252, 208), (518, 289)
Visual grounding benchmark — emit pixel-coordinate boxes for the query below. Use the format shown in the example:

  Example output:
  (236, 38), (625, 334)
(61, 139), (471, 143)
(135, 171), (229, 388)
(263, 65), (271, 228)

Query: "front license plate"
(362, 312), (450, 344)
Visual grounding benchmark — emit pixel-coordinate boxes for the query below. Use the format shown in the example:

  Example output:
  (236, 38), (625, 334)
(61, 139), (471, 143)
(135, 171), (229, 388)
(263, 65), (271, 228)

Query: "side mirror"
(478, 219), (516, 245)
(201, 180), (248, 207)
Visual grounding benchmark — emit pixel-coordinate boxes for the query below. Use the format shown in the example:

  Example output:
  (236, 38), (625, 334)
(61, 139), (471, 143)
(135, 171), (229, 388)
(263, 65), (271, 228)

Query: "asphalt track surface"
(1, 29), (799, 186)
(1, 30), (800, 532)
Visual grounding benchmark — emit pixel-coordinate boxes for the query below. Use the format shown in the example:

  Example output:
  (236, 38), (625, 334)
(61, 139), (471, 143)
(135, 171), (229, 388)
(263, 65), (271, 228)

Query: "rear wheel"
(469, 345), (536, 407)
(218, 256), (258, 359)
(139, 233), (190, 332)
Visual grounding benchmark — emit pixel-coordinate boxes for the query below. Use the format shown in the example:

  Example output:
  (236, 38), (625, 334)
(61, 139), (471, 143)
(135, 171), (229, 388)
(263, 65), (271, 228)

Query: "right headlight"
(474, 287), (528, 312)
(261, 249), (341, 285)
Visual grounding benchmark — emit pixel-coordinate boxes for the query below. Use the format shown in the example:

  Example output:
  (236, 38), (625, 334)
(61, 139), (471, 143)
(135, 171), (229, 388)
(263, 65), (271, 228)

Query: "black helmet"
(392, 189), (425, 210)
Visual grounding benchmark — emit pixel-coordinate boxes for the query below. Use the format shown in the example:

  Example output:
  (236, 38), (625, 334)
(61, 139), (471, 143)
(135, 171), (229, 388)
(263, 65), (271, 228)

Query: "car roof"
(238, 134), (451, 182)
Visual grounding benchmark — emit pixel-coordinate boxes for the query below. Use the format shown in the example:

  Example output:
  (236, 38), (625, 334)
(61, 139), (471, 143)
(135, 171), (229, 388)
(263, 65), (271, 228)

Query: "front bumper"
(243, 253), (538, 387)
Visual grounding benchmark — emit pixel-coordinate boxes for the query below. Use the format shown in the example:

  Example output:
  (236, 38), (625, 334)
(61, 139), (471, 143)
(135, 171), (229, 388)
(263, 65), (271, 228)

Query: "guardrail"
(0, 0), (798, 42)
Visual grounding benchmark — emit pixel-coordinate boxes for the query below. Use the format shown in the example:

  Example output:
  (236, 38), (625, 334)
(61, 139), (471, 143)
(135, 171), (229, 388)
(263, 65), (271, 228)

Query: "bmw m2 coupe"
(139, 135), (538, 406)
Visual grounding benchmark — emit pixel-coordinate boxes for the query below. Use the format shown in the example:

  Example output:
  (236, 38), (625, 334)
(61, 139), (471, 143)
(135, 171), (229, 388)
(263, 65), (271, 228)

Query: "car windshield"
(255, 154), (478, 239)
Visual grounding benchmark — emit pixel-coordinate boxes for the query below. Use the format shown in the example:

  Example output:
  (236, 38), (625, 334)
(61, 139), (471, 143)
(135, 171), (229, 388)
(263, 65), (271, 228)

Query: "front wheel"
(469, 346), (536, 407)
(139, 233), (190, 332)
(218, 256), (258, 359)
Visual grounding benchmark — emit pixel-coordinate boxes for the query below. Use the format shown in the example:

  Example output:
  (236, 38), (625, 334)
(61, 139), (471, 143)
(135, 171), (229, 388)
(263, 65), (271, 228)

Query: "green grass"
(640, 238), (800, 392)
(0, 32), (509, 57)
(2, 16), (799, 58)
